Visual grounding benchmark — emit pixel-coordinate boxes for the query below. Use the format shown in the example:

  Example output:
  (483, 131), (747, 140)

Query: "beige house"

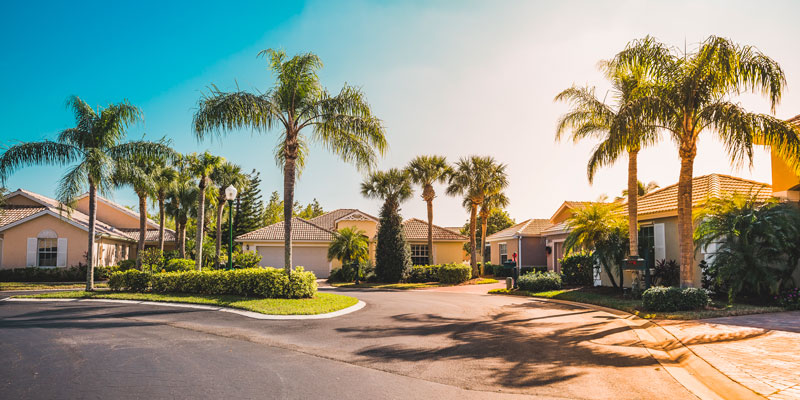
(541, 201), (598, 273)
(0, 189), (175, 269)
(485, 219), (552, 268)
(236, 208), (468, 278)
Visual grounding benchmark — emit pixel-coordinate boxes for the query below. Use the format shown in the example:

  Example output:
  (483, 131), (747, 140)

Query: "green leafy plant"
(233, 251), (262, 269)
(564, 202), (629, 288)
(408, 265), (441, 283)
(362, 168), (413, 283)
(437, 263), (472, 284)
(140, 248), (165, 269)
(164, 258), (195, 272)
(642, 286), (710, 311)
(653, 259), (680, 287)
(776, 288), (800, 310)
(560, 253), (594, 286)
(517, 272), (562, 292)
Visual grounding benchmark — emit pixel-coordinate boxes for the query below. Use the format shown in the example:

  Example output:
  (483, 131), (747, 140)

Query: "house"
(235, 208), (468, 278)
(765, 114), (800, 202)
(541, 201), (600, 273)
(485, 219), (552, 268)
(0, 189), (176, 269)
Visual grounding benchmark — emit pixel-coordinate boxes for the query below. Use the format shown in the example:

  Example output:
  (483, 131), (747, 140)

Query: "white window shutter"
(57, 238), (68, 267)
(654, 223), (666, 261)
(27, 238), (37, 267)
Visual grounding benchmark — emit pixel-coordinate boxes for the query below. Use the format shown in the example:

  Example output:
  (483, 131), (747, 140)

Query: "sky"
(1, 0), (799, 227)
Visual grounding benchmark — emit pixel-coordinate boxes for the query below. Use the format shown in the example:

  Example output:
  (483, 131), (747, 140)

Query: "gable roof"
(75, 192), (159, 229)
(549, 201), (601, 223)
(630, 173), (772, 217)
(401, 218), (469, 241)
(235, 217), (335, 242)
(308, 208), (379, 230)
(118, 228), (177, 243)
(486, 218), (553, 241)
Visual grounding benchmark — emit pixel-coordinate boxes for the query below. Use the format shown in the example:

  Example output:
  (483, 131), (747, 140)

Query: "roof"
(75, 192), (159, 229)
(118, 228), (177, 243)
(308, 208), (379, 230)
(235, 217), (335, 242)
(549, 201), (603, 223)
(486, 218), (553, 240)
(401, 218), (469, 241)
(540, 221), (569, 235)
(443, 226), (463, 234)
(787, 114), (800, 126)
(0, 206), (47, 226)
(629, 174), (772, 217)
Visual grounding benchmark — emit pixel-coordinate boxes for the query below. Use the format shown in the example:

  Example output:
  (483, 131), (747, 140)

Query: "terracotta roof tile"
(486, 218), (553, 240)
(119, 228), (177, 242)
(0, 206), (47, 226)
(308, 208), (378, 230)
(236, 217), (334, 241)
(401, 218), (468, 241)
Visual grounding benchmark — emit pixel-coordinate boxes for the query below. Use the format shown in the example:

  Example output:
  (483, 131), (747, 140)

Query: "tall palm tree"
(610, 36), (800, 287)
(114, 155), (160, 268)
(187, 152), (223, 270)
(446, 156), (508, 276)
(193, 49), (387, 274)
(166, 165), (197, 259)
(361, 168), (414, 213)
(210, 161), (248, 267)
(152, 162), (178, 251)
(0, 96), (171, 290)
(555, 57), (658, 262)
(406, 155), (451, 264)
(478, 191), (509, 269)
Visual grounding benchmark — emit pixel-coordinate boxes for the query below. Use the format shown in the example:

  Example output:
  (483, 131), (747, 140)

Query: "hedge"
(517, 272), (562, 292)
(438, 264), (472, 284)
(560, 253), (594, 286)
(407, 265), (441, 283)
(642, 286), (710, 311)
(492, 264), (547, 277)
(0, 265), (120, 282)
(164, 258), (195, 272)
(108, 267), (317, 299)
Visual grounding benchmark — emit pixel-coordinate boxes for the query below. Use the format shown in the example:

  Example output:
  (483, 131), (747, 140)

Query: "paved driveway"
(0, 289), (693, 399)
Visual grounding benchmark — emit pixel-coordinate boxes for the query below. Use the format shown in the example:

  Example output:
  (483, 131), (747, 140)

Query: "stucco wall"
(521, 237), (547, 267)
(430, 241), (466, 264)
(488, 238), (519, 265)
(74, 197), (149, 229)
(6, 194), (42, 207)
(336, 220), (377, 239)
(544, 233), (568, 271)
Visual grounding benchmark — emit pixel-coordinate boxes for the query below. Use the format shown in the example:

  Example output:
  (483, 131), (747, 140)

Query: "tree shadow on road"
(0, 303), (202, 330)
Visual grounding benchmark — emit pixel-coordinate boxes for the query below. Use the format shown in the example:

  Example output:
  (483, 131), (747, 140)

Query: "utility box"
(506, 277), (514, 290)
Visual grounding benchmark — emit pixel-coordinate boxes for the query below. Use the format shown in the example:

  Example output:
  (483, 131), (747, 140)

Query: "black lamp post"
(224, 185), (238, 270)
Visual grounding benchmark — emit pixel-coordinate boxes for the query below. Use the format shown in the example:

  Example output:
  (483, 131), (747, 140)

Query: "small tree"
(362, 168), (413, 283)
(564, 203), (629, 289)
(328, 227), (369, 283)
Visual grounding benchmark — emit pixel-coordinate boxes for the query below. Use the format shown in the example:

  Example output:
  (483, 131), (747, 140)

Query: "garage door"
(256, 245), (331, 278)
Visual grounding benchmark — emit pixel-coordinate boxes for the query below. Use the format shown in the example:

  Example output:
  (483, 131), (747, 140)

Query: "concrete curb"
(1, 297), (367, 320)
(492, 293), (764, 400)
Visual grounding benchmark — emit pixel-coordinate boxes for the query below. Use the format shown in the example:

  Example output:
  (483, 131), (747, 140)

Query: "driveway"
(0, 289), (693, 399)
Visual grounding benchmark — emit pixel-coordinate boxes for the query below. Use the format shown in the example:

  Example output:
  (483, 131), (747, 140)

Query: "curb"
(491, 293), (764, 400)
(1, 297), (367, 320)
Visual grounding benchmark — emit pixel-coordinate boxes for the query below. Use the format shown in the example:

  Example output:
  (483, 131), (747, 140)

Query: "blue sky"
(2, 0), (799, 226)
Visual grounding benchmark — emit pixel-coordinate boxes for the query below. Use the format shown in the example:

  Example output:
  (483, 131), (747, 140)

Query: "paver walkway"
(658, 311), (800, 400)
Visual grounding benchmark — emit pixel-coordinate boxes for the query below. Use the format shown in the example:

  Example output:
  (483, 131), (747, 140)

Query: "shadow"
(0, 302), (203, 330)
(335, 304), (669, 388)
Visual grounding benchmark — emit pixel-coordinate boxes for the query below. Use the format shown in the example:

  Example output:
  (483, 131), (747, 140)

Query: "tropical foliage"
(362, 168), (413, 282)
(564, 203), (629, 288)
(327, 227), (370, 283)
(407, 155), (451, 265)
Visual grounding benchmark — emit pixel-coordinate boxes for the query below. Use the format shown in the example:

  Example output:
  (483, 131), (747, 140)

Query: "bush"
(0, 265), (118, 282)
(109, 267), (317, 299)
(776, 287), (800, 310)
(560, 253), (594, 286)
(517, 271), (562, 292)
(374, 199), (412, 283)
(118, 259), (137, 271)
(491, 264), (545, 277)
(233, 251), (262, 269)
(653, 259), (680, 287)
(140, 248), (165, 268)
(438, 264), (472, 284)
(408, 265), (441, 283)
(164, 258), (195, 272)
(642, 286), (710, 311)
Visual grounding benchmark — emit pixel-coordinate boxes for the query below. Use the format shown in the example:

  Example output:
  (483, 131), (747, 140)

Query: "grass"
(1, 282), (108, 291)
(15, 291), (359, 315)
(331, 277), (499, 290)
(489, 287), (786, 320)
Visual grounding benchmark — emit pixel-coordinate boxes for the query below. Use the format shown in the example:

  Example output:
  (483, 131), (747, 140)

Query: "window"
(410, 244), (429, 265)
(37, 238), (57, 267)
(499, 243), (508, 263)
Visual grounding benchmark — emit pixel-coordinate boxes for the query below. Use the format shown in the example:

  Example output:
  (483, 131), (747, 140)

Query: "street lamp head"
(225, 185), (238, 201)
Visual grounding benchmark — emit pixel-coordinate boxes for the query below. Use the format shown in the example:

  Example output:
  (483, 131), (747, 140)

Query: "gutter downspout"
(516, 234), (522, 269)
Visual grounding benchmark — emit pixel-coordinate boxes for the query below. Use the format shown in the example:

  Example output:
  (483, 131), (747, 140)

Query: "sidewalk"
(657, 311), (800, 400)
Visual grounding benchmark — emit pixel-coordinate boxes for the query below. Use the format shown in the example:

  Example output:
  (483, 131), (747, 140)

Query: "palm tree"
(210, 161), (248, 267)
(555, 57), (658, 263)
(0, 96), (171, 290)
(166, 164), (197, 259)
(446, 156), (508, 276)
(152, 162), (178, 251)
(615, 180), (659, 201)
(187, 152), (223, 270)
(361, 168), (414, 214)
(478, 191), (509, 269)
(328, 227), (370, 283)
(114, 155), (159, 268)
(564, 203), (629, 288)
(610, 36), (800, 287)
(193, 49), (387, 274)
(406, 155), (451, 265)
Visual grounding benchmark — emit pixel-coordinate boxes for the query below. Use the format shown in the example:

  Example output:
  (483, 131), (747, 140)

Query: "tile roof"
(541, 221), (569, 235)
(0, 206), (47, 226)
(118, 228), (177, 243)
(401, 218), (468, 241)
(76, 192), (159, 228)
(787, 114), (800, 126)
(308, 208), (379, 230)
(629, 174), (772, 217)
(486, 218), (553, 240)
(443, 226), (463, 234)
(235, 217), (334, 242)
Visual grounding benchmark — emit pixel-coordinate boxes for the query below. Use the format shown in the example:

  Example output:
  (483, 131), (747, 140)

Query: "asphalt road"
(0, 287), (694, 399)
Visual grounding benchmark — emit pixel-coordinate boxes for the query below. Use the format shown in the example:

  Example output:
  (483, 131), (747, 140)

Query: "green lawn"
(332, 277), (499, 290)
(1, 282), (108, 291)
(489, 287), (786, 320)
(16, 291), (359, 315)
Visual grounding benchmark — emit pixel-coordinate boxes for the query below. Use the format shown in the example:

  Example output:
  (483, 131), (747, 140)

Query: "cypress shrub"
(375, 200), (411, 282)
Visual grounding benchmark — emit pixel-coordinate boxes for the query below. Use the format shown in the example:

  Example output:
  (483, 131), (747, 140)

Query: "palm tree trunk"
(480, 209), (488, 275)
(158, 193), (166, 252)
(179, 219), (187, 259)
(426, 198), (434, 265)
(195, 178), (206, 271)
(283, 157), (296, 274)
(678, 143), (697, 288)
(215, 195), (224, 267)
(469, 203), (478, 277)
(628, 150), (639, 258)
(137, 193), (147, 269)
(85, 181), (97, 291)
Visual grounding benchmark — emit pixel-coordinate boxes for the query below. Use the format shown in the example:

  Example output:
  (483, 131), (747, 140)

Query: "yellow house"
(0, 189), (176, 269)
(767, 114), (800, 202)
(236, 209), (468, 278)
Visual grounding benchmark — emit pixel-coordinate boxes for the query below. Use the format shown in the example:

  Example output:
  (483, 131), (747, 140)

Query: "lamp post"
(224, 185), (238, 270)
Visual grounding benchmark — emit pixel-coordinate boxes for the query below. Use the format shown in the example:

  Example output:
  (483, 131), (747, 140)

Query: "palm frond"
(0, 141), (82, 182)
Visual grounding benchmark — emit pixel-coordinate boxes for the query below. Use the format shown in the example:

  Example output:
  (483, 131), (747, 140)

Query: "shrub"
(517, 272), (562, 292)
(164, 258), (195, 272)
(642, 286), (710, 311)
(118, 259), (137, 271)
(408, 265), (441, 283)
(653, 259), (680, 287)
(140, 248), (165, 268)
(233, 251), (262, 269)
(374, 199), (412, 283)
(109, 267), (317, 299)
(492, 265), (545, 277)
(560, 253), (594, 286)
(776, 287), (800, 310)
(0, 265), (117, 282)
(438, 264), (471, 284)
